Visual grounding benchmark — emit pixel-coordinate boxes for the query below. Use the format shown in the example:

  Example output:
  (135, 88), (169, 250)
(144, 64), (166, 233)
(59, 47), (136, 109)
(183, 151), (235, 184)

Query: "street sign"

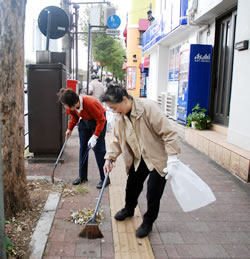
(106, 29), (120, 36)
(38, 6), (69, 39)
(107, 14), (121, 29)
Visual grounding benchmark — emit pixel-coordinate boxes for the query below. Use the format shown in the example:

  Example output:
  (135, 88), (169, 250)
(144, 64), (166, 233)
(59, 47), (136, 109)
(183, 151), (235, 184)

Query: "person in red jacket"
(57, 88), (110, 189)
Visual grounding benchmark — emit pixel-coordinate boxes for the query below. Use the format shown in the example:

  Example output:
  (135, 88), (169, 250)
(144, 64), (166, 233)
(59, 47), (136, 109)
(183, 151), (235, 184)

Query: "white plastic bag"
(167, 161), (216, 212)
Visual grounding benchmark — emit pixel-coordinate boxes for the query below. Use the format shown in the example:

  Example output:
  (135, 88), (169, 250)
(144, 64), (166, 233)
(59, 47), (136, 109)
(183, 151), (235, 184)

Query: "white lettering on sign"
(194, 53), (211, 62)
(106, 29), (120, 35)
(57, 26), (66, 31)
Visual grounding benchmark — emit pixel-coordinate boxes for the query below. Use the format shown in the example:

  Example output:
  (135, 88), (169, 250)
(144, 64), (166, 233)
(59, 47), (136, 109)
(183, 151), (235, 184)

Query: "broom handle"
(93, 171), (110, 218)
(52, 137), (68, 178)
(55, 137), (68, 167)
(80, 146), (91, 168)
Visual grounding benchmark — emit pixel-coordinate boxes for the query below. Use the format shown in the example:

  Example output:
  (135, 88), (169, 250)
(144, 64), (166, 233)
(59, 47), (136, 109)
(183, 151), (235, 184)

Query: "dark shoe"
(136, 223), (152, 238)
(96, 177), (110, 189)
(114, 208), (134, 221)
(72, 178), (87, 185)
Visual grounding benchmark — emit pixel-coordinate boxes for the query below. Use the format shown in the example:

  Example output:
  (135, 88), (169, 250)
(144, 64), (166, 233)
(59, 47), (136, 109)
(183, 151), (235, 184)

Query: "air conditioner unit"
(158, 92), (168, 113)
(162, 92), (168, 115)
(166, 92), (177, 120)
(157, 94), (162, 107)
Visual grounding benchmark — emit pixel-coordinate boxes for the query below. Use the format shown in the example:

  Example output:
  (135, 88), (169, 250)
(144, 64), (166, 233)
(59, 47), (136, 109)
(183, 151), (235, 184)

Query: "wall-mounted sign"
(126, 67), (136, 90)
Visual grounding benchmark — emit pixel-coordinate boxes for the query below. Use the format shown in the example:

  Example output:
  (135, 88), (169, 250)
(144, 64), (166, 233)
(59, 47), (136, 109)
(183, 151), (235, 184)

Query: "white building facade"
(143, 0), (250, 182)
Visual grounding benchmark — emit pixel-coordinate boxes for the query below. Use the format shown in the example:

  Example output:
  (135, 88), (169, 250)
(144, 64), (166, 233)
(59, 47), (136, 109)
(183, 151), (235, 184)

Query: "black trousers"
(125, 158), (167, 225)
(78, 119), (106, 181)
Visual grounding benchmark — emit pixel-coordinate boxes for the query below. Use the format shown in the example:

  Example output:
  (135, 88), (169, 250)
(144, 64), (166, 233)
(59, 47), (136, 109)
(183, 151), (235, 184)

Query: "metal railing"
(24, 84), (29, 150)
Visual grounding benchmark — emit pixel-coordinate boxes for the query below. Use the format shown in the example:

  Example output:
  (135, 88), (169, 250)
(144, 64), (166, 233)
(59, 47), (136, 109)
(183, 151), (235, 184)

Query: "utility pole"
(0, 117), (6, 258)
(68, 1), (110, 90)
(87, 23), (91, 94)
(61, 0), (71, 74)
(73, 4), (80, 80)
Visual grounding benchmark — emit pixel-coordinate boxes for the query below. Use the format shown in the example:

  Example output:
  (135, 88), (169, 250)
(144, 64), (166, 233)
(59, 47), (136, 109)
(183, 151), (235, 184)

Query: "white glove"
(163, 155), (180, 179)
(88, 135), (98, 149)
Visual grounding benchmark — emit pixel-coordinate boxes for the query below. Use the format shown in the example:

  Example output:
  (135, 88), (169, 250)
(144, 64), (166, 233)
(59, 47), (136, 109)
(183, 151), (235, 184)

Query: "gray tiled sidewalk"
(142, 140), (250, 259)
(25, 128), (250, 258)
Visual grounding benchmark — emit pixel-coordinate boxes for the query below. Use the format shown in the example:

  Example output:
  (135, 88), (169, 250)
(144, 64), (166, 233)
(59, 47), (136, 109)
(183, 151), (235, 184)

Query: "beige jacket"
(89, 79), (104, 100)
(105, 96), (180, 176)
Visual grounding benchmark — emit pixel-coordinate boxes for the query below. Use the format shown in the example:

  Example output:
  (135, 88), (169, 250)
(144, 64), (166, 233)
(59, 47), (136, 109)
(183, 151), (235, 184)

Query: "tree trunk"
(0, 0), (31, 218)
(0, 128), (6, 259)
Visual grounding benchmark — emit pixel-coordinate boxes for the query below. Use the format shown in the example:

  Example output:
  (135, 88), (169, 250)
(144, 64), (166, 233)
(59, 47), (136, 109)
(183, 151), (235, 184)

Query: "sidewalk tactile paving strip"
(109, 156), (155, 259)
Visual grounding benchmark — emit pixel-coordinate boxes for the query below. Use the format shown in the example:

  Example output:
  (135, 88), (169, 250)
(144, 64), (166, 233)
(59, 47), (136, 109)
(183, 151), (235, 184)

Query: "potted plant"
(186, 103), (212, 130)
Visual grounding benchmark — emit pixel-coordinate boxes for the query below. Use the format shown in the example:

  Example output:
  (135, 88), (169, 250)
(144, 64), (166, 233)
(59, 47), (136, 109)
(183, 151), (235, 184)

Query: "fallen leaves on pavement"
(62, 184), (88, 197)
(66, 208), (104, 225)
(5, 180), (89, 258)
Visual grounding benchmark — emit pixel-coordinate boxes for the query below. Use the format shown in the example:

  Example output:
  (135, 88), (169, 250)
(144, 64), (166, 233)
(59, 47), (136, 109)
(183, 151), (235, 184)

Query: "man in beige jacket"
(89, 75), (104, 101)
(101, 85), (181, 238)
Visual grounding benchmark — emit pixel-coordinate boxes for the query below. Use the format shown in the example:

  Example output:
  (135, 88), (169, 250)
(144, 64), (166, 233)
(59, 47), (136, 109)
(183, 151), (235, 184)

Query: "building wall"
(227, 0), (250, 152)
(194, 0), (250, 152)
(144, 0), (192, 102)
(198, 23), (216, 45)
(195, 0), (237, 22)
(147, 51), (158, 100)
(126, 27), (141, 97)
(143, 0), (250, 181)
(155, 0), (170, 17)
(146, 45), (169, 101)
(126, 0), (155, 97)
(157, 45), (169, 94)
(129, 0), (155, 25)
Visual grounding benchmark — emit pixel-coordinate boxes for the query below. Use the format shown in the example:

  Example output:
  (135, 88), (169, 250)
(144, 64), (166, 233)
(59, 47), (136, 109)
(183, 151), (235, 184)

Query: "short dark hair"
(57, 88), (79, 107)
(100, 84), (132, 104)
(91, 74), (96, 80)
(105, 78), (111, 83)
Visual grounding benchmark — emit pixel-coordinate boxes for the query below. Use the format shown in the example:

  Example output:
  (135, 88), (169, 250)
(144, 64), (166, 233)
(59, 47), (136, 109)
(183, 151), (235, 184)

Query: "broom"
(79, 170), (110, 239)
(51, 137), (68, 184)
(51, 140), (90, 183)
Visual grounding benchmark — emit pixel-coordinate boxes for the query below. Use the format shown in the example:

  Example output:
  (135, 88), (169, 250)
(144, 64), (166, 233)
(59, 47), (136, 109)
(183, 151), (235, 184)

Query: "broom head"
(79, 218), (103, 239)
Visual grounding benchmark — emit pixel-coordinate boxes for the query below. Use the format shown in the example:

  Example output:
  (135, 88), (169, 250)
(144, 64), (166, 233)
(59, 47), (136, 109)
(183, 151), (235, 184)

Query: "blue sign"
(143, 0), (188, 52)
(107, 15), (121, 29)
(142, 16), (163, 52)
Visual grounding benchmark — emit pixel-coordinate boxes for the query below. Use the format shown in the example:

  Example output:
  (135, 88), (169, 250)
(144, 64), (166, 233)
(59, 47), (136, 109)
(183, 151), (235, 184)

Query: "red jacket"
(67, 96), (106, 137)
